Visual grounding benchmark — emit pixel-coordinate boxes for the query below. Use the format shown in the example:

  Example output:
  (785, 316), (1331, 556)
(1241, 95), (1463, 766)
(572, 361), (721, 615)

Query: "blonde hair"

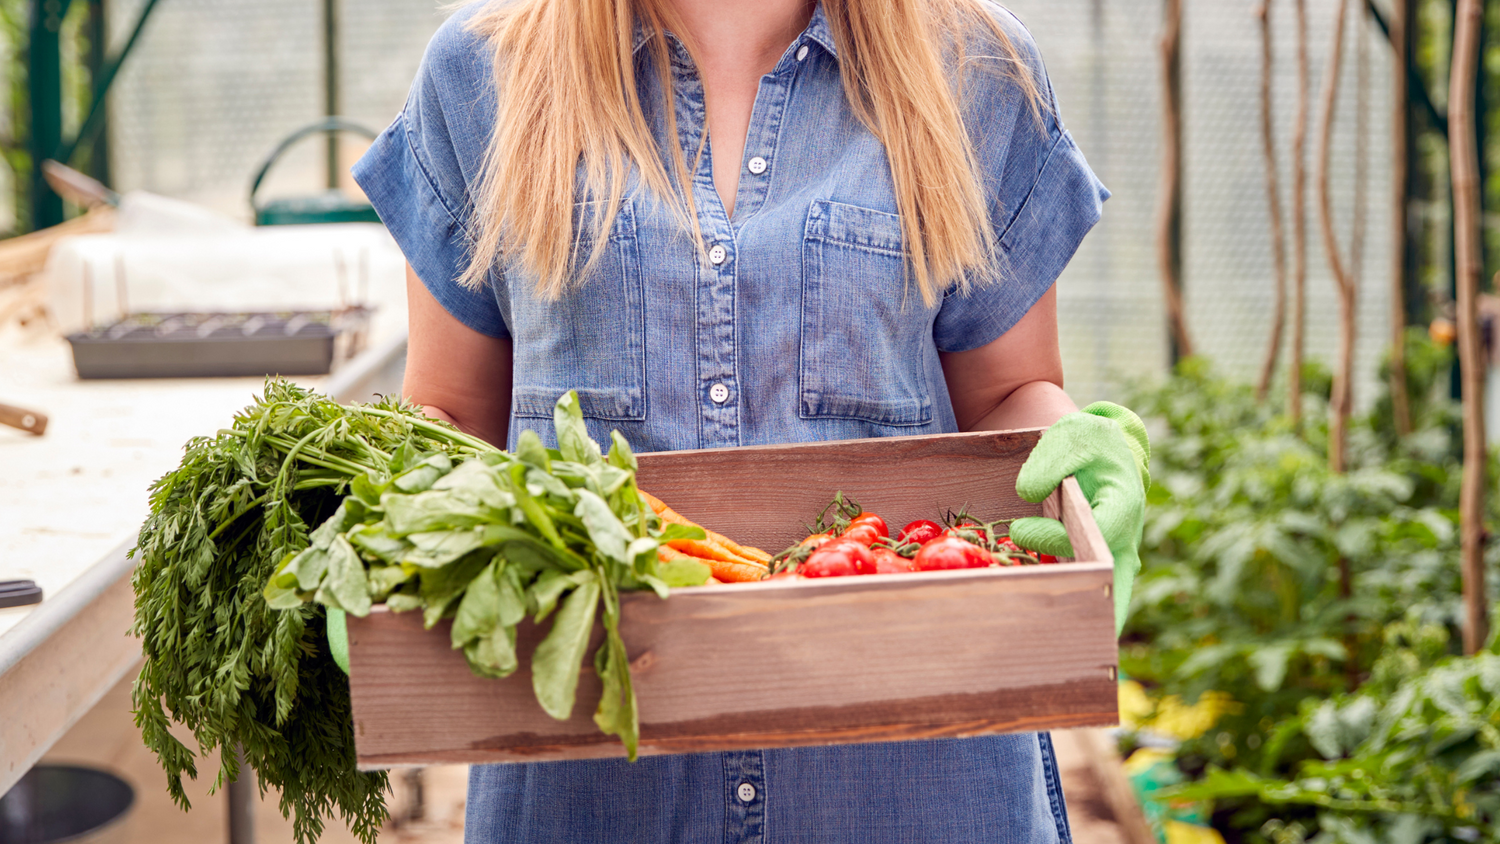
(461, 0), (1043, 307)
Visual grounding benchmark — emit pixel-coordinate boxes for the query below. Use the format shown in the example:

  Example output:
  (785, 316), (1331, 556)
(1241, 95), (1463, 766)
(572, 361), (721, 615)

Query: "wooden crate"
(347, 428), (1119, 768)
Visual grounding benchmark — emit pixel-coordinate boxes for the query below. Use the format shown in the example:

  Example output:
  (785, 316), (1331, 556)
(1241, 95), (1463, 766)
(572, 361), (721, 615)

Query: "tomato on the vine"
(871, 547), (914, 574)
(945, 521), (990, 543)
(838, 523), (882, 547)
(802, 540), (874, 578)
(847, 512), (888, 539)
(913, 536), (990, 571)
(897, 519), (943, 546)
(800, 532), (833, 550)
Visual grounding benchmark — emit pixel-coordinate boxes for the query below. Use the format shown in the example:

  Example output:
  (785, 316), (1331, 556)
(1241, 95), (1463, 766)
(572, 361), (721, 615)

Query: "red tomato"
(848, 512), (889, 539)
(802, 541), (874, 578)
(766, 568), (801, 580)
(871, 547), (915, 574)
(946, 521), (990, 543)
(897, 519), (944, 546)
(913, 536), (990, 571)
(1038, 554), (1059, 564)
(800, 532), (833, 549)
(838, 523), (882, 547)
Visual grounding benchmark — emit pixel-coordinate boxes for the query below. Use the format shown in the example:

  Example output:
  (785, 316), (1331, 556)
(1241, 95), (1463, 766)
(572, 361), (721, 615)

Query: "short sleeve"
(932, 6), (1109, 354)
(351, 7), (509, 339)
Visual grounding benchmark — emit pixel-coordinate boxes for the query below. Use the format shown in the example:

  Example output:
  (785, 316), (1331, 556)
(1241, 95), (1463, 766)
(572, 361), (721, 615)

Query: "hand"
(1010, 402), (1150, 635)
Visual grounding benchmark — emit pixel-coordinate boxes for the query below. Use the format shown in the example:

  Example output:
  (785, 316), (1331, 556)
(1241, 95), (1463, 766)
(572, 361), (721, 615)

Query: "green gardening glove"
(326, 607), (350, 675)
(1010, 402), (1150, 635)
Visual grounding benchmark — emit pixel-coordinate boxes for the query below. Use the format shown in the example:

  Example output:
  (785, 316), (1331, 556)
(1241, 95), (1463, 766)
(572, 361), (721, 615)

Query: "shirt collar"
(632, 3), (838, 61)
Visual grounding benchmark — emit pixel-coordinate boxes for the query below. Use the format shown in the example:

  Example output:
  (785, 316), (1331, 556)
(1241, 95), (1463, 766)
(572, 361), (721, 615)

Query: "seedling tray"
(66, 311), (336, 379)
(346, 427), (1119, 767)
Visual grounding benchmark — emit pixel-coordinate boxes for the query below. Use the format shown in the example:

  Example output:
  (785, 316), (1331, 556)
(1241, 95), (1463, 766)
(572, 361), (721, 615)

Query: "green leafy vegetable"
(132, 382), (706, 844)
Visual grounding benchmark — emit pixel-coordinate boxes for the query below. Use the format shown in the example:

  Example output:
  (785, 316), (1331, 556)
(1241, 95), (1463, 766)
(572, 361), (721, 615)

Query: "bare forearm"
(960, 380), (1077, 432)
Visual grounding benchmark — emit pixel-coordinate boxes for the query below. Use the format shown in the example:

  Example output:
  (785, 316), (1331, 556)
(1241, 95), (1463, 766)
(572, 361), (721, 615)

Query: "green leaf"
(382, 490), (487, 535)
(350, 471), (389, 507)
(554, 390), (602, 466)
(528, 569), (588, 622)
(452, 561), (501, 648)
(657, 557), (711, 587)
(404, 528), (493, 568)
(1248, 641), (1294, 692)
(656, 523), (707, 543)
(347, 524), (410, 563)
(431, 460), (516, 510)
(323, 536), (371, 617)
(607, 431), (638, 472)
(574, 489), (631, 564)
(393, 453), (453, 493)
(365, 564), (411, 600)
(509, 464), (564, 548)
(463, 624), (518, 678)
(496, 563), (528, 627)
(281, 546), (330, 592)
(593, 630), (638, 759)
(531, 576), (601, 720)
(515, 429), (551, 471)
(262, 575), (304, 610)
(387, 592), (423, 613)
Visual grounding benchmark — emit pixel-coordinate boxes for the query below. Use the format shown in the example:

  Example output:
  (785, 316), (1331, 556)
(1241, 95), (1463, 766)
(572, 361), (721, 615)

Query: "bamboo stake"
(1290, 0), (1310, 429)
(1316, 0), (1357, 472)
(1156, 0), (1194, 360)
(1449, 0), (1488, 655)
(1388, 0), (1414, 436)
(1257, 1), (1289, 402)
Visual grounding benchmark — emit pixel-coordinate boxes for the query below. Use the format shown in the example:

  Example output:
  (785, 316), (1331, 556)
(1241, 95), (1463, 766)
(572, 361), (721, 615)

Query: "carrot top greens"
(131, 381), (705, 844)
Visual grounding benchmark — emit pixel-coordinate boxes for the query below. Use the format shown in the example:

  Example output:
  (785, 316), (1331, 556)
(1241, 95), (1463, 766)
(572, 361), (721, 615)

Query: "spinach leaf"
(531, 575), (601, 720)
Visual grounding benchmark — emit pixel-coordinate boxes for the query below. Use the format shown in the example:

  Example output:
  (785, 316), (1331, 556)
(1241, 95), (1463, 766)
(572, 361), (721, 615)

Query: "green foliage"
(267, 393), (710, 759)
(131, 381), (492, 844)
(1122, 336), (1500, 842)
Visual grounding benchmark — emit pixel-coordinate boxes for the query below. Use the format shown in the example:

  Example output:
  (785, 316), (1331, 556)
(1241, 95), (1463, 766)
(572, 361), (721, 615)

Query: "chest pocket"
(509, 198), (647, 423)
(800, 200), (935, 427)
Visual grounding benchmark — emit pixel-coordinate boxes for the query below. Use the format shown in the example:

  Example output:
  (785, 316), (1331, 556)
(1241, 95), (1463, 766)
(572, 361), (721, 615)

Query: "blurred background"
(1, 1), (1498, 843)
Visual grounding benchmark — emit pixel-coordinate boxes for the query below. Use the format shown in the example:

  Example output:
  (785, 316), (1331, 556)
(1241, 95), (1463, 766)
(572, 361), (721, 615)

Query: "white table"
(0, 331), (408, 794)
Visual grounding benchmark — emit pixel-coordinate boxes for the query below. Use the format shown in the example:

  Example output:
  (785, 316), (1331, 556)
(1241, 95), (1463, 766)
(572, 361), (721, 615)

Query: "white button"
(737, 782), (756, 802)
(710, 383), (730, 403)
(796, 45), (809, 61)
(708, 244), (727, 265)
(747, 156), (768, 175)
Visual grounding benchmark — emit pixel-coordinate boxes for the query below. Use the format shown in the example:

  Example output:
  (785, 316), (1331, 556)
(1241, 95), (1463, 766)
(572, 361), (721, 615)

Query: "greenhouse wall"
(103, 0), (1392, 406)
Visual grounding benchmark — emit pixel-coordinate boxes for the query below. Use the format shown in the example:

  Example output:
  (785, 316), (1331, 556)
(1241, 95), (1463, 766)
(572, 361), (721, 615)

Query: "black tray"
(66, 311), (337, 379)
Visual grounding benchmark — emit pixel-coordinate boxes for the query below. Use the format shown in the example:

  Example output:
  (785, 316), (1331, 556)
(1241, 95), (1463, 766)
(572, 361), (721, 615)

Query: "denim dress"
(353, 2), (1107, 841)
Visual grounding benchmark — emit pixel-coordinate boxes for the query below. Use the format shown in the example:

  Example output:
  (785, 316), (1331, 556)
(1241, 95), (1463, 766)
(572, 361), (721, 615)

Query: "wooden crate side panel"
(350, 563), (1118, 768)
(634, 429), (1046, 551)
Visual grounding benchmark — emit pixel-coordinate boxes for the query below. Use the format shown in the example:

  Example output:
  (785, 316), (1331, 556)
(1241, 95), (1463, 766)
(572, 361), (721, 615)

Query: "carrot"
(658, 546), (766, 584)
(640, 491), (773, 565)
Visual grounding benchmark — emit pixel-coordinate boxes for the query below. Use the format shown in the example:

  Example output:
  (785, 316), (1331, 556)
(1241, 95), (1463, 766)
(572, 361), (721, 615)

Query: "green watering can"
(250, 118), (382, 226)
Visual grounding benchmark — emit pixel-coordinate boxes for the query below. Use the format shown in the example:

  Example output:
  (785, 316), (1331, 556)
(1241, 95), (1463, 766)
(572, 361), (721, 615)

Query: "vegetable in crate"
(265, 395), (716, 757)
(131, 381), (490, 844)
(130, 382), (716, 844)
(770, 494), (1049, 577)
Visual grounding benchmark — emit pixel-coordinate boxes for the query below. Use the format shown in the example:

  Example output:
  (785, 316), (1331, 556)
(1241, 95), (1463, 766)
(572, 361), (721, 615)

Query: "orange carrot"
(640, 491), (773, 565)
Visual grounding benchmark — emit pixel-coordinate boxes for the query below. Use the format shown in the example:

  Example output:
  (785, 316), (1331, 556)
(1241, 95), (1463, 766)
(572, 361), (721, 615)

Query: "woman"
(353, 0), (1147, 840)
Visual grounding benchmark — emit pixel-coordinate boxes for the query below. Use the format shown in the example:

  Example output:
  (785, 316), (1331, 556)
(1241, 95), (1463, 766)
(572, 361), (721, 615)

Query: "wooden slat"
(350, 562), (1117, 767)
(1044, 477), (1114, 571)
(349, 427), (1121, 767)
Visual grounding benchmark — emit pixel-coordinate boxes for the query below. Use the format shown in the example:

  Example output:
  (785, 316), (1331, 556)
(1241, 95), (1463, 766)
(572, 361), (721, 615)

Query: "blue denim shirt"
(355, 3), (1103, 842)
